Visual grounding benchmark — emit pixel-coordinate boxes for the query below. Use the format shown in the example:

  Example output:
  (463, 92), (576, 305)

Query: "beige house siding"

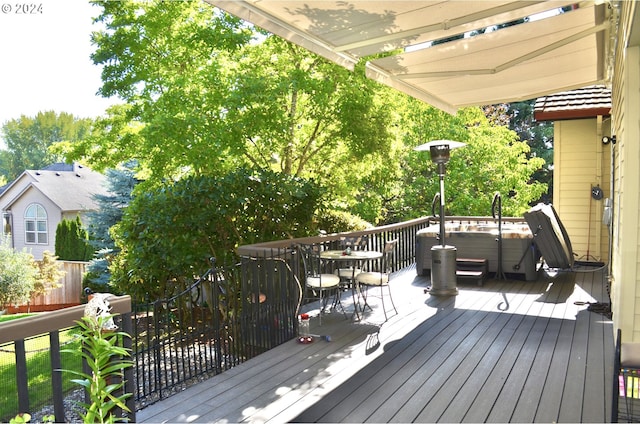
(611, 27), (640, 343)
(553, 118), (611, 263)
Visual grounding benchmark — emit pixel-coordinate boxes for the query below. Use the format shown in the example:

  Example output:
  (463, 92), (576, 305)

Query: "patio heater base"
(430, 245), (458, 296)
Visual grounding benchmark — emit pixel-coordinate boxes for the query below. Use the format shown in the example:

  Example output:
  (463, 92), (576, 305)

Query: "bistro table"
(319, 249), (383, 320)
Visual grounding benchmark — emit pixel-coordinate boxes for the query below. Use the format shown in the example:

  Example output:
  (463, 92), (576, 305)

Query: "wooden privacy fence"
(9, 261), (87, 313)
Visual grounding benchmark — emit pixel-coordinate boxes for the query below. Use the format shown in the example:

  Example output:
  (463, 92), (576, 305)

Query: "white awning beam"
(208, 1), (611, 114)
(335, 1), (549, 52)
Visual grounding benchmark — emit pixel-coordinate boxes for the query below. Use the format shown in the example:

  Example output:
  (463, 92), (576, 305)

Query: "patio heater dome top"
(414, 139), (466, 167)
(413, 139), (467, 151)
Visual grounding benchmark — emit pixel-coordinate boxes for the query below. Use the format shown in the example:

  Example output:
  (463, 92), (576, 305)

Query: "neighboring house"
(534, 85), (612, 264)
(0, 163), (108, 260)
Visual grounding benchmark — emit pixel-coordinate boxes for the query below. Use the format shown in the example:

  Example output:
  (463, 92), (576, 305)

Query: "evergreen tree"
(84, 161), (139, 290)
(507, 100), (554, 203)
(55, 217), (94, 261)
(54, 219), (70, 258)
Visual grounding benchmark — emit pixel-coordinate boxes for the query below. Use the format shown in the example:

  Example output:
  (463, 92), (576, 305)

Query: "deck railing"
(2, 216), (433, 418)
(131, 256), (301, 408)
(237, 216), (432, 271)
(131, 216), (432, 407)
(0, 296), (134, 423)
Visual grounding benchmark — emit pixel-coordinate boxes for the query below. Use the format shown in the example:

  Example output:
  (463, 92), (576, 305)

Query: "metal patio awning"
(207, 1), (611, 114)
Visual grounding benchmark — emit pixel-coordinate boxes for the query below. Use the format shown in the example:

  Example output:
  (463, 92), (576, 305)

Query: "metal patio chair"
(355, 239), (398, 321)
(297, 243), (345, 325)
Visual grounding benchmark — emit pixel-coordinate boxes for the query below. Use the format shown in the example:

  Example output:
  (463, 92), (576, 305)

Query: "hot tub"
(416, 218), (541, 281)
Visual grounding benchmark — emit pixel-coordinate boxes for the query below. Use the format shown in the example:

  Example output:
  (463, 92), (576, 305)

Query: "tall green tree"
(55, 1), (400, 223)
(54, 0), (253, 179)
(228, 36), (393, 176)
(227, 36), (399, 223)
(56, 0), (548, 229)
(84, 161), (139, 289)
(398, 105), (547, 219)
(0, 111), (92, 180)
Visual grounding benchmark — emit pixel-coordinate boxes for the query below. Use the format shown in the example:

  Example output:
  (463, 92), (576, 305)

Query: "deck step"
(456, 258), (488, 286)
(456, 270), (484, 277)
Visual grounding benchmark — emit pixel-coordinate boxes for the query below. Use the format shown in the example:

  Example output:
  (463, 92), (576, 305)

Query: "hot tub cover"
(524, 203), (574, 269)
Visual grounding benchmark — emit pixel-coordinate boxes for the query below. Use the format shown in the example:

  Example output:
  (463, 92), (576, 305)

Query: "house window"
(25, 204), (47, 244)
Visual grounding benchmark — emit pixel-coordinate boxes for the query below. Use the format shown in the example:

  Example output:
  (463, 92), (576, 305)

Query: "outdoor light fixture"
(414, 139), (466, 296)
(602, 135), (616, 145)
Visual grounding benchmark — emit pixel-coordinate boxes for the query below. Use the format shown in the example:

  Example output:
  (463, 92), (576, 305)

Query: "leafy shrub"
(32, 251), (65, 298)
(110, 167), (322, 299)
(315, 209), (372, 234)
(0, 237), (38, 309)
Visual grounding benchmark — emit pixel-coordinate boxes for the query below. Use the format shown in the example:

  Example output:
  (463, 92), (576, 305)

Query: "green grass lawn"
(0, 313), (35, 323)
(0, 314), (83, 421)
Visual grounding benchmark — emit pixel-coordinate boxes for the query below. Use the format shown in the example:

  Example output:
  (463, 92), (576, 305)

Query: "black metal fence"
(131, 254), (301, 408)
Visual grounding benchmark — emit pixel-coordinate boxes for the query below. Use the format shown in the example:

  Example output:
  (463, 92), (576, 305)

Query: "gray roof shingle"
(19, 164), (107, 212)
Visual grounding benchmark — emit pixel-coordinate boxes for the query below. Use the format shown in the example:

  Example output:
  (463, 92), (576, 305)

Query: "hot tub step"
(456, 258), (488, 286)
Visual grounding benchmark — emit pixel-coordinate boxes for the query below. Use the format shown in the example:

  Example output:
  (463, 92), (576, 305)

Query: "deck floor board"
(391, 280), (536, 423)
(509, 278), (574, 422)
(137, 265), (614, 423)
(353, 294), (505, 422)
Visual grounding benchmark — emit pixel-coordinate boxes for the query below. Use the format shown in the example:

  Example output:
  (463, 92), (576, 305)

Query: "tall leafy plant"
(60, 315), (133, 423)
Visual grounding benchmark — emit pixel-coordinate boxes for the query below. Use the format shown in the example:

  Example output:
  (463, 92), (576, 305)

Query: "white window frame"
(24, 203), (48, 245)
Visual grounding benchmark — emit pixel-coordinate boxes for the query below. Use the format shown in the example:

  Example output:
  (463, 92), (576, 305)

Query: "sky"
(0, 0), (117, 136)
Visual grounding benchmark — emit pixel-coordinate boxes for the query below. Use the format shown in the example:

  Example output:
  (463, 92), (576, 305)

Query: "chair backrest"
(340, 235), (369, 250)
(381, 239), (398, 273)
(297, 244), (322, 278)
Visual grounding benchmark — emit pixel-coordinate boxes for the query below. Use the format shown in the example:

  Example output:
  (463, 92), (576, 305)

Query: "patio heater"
(415, 140), (466, 296)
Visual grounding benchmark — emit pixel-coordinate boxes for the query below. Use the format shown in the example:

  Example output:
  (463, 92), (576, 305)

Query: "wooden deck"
(137, 264), (615, 423)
